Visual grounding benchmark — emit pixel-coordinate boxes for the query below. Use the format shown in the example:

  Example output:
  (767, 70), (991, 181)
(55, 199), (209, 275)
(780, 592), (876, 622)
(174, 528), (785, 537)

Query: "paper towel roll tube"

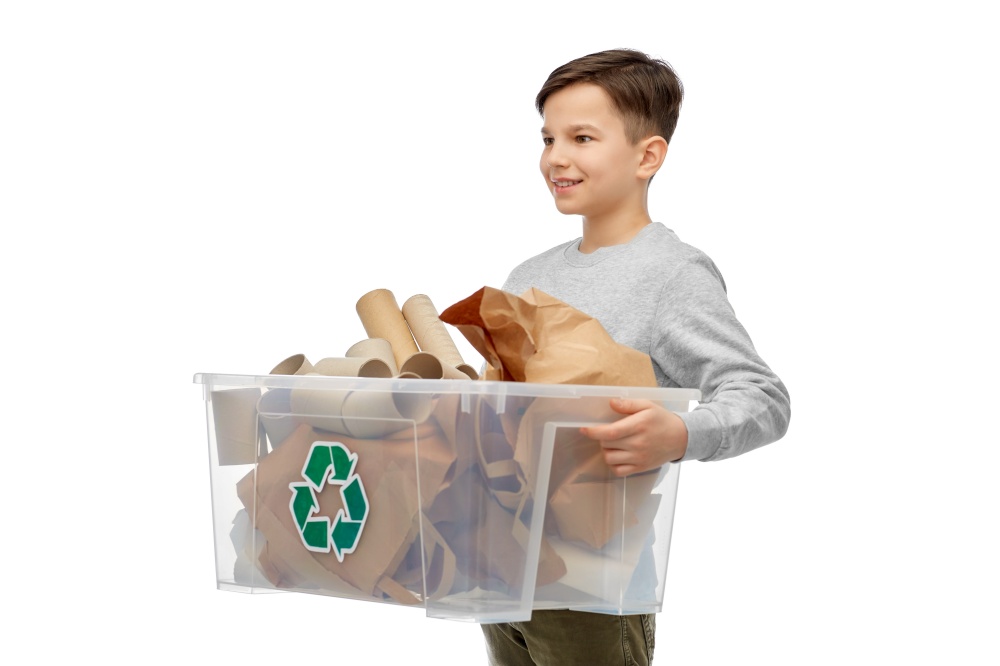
(402, 294), (478, 379)
(314, 356), (393, 379)
(398, 350), (472, 381)
(269, 353), (316, 376)
(257, 389), (299, 448)
(356, 289), (419, 369)
(212, 388), (263, 465)
(289, 385), (434, 439)
(346, 338), (399, 376)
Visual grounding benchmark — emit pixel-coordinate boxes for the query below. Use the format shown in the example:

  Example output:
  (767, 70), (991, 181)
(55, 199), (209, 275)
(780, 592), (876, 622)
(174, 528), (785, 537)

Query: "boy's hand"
(580, 399), (688, 477)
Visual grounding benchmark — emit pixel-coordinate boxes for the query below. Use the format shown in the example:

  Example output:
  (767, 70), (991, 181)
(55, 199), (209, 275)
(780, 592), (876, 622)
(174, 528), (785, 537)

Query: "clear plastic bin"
(195, 373), (699, 623)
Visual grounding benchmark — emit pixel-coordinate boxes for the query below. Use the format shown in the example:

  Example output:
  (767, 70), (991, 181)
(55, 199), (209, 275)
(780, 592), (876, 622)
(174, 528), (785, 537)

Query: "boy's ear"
(637, 135), (668, 180)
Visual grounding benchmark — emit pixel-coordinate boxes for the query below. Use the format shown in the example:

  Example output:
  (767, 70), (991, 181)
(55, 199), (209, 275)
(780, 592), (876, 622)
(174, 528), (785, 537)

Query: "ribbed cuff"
(678, 408), (722, 462)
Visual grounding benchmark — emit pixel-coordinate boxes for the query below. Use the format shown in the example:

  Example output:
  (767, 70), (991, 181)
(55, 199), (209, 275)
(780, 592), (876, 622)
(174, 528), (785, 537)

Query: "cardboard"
(226, 286), (669, 607)
(402, 294), (478, 379)
(356, 289), (420, 369)
(270, 353), (316, 376)
(426, 466), (567, 589)
(211, 388), (263, 465)
(288, 385), (433, 440)
(346, 338), (398, 376)
(234, 405), (476, 604)
(238, 423), (439, 600)
(314, 356), (393, 379)
(440, 286), (657, 387)
(257, 389), (298, 449)
(398, 351), (444, 380)
(441, 287), (661, 551)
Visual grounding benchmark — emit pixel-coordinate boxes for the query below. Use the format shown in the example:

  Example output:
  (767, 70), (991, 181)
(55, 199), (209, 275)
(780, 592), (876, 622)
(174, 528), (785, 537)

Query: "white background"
(2, 1), (997, 664)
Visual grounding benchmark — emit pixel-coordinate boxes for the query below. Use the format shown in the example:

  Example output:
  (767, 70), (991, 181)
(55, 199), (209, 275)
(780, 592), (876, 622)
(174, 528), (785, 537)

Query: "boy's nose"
(546, 147), (570, 168)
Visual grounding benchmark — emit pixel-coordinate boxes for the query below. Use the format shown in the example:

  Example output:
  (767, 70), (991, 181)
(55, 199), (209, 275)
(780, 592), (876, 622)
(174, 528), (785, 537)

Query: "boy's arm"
(587, 254), (790, 469)
(654, 254), (790, 462)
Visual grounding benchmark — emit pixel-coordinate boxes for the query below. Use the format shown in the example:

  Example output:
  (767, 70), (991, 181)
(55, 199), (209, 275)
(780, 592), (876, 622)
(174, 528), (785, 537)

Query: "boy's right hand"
(580, 399), (688, 477)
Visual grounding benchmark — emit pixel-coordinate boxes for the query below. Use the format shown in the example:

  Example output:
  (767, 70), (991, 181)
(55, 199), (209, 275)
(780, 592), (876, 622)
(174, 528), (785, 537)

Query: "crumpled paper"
(440, 286), (657, 387)
(441, 286), (661, 551)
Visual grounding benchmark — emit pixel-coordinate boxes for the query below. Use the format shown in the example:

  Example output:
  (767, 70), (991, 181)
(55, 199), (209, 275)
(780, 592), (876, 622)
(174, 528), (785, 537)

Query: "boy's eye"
(576, 135), (592, 143)
(542, 137), (554, 146)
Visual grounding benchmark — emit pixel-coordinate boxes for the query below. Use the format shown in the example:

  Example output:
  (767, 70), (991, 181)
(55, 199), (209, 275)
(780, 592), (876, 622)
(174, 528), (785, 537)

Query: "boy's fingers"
(602, 447), (644, 476)
(581, 422), (622, 441)
(609, 398), (652, 415)
(581, 399), (654, 439)
(581, 419), (640, 444)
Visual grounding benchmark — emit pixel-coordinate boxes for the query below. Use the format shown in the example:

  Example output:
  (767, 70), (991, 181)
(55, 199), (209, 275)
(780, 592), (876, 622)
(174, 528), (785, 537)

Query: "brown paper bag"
(423, 394), (568, 589)
(426, 466), (567, 588)
(237, 420), (459, 603)
(440, 286), (657, 387)
(510, 398), (658, 549)
(441, 287), (661, 551)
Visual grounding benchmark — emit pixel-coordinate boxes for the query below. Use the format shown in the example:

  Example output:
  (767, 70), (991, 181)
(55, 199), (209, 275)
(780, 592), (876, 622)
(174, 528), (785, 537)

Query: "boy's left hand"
(580, 399), (688, 477)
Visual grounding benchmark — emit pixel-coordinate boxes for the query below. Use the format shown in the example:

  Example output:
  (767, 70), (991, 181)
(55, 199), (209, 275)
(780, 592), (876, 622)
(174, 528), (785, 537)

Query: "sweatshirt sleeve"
(651, 254), (791, 462)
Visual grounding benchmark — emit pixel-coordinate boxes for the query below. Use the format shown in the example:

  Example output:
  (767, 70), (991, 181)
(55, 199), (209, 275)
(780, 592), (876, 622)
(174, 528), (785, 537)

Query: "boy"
(480, 49), (791, 665)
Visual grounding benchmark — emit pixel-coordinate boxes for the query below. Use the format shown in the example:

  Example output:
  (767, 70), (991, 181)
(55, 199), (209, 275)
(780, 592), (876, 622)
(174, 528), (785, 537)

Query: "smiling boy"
(480, 49), (791, 665)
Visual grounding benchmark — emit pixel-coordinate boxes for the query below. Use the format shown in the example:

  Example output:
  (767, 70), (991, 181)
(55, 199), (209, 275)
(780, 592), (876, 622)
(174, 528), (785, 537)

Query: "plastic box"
(195, 372), (699, 623)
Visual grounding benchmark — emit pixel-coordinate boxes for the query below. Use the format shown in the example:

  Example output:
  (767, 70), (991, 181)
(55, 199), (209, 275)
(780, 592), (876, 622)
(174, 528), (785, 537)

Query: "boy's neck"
(579, 212), (653, 254)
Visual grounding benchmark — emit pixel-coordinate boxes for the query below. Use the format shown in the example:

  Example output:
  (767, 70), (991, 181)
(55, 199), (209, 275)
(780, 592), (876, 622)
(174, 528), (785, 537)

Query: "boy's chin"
(552, 200), (584, 217)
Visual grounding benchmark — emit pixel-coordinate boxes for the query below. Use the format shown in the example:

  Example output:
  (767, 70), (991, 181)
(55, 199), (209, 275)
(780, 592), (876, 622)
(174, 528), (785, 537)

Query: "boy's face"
(539, 83), (648, 220)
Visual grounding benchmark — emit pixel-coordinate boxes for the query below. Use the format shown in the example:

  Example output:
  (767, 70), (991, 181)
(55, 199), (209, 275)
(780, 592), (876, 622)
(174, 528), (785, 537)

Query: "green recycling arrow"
(288, 441), (369, 561)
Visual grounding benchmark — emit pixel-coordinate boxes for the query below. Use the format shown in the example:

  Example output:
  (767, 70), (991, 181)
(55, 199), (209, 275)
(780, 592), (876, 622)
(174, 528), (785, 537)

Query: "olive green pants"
(481, 610), (655, 665)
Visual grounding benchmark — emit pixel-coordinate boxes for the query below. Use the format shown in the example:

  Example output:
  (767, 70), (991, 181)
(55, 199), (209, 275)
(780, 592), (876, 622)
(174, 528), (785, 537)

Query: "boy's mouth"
(552, 178), (582, 193)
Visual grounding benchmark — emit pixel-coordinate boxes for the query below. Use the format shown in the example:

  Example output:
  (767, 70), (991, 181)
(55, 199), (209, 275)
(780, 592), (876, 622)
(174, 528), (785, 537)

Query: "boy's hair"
(536, 49), (684, 145)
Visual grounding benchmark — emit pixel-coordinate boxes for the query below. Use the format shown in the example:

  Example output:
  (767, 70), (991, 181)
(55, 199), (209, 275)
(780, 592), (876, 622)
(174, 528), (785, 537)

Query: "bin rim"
(193, 372), (700, 402)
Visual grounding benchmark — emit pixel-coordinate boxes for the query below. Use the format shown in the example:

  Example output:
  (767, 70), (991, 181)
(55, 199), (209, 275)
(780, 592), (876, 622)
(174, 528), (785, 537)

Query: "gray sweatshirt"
(503, 222), (790, 462)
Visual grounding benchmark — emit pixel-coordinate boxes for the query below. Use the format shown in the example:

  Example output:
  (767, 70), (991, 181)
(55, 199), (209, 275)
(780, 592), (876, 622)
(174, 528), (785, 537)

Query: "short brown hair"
(536, 49), (684, 145)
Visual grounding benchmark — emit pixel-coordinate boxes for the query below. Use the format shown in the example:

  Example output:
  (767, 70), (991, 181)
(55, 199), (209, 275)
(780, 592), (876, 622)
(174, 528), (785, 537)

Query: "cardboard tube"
(341, 390), (431, 438)
(270, 354), (316, 376)
(397, 350), (473, 380)
(402, 294), (477, 379)
(399, 351), (443, 380)
(346, 338), (398, 376)
(356, 289), (419, 369)
(442, 363), (476, 380)
(212, 388), (262, 465)
(289, 387), (352, 436)
(257, 389), (298, 448)
(288, 385), (433, 439)
(390, 390), (435, 425)
(315, 356), (393, 379)
(358, 359), (393, 378)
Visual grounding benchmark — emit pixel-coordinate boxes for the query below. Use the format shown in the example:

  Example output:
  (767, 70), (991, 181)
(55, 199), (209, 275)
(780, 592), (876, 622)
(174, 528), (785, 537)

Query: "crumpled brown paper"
(440, 286), (657, 387)
(237, 420), (459, 604)
(441, 286), (660, 551)
(235, 392), (563, 603)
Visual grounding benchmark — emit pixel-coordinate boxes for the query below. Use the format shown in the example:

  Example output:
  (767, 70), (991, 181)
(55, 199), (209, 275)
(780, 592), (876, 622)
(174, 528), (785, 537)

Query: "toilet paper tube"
(287, 351), (445, 380)
(269, 353), (316, 376)
(346, 338), (398, 376)
(289, 385), (434, 439)
(399, 351), (475, 381)
(402, 294), (478, 380)
(398, 351), (444, 380)
(356, 289), (419, 369)
(257, 389), (299, 448)
(397, 354), (472, 380)
(314, 356), (393, 379)
(212, 388), (263, 465)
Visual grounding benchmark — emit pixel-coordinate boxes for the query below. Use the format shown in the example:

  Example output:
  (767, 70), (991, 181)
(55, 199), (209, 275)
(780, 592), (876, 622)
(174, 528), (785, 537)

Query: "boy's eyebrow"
(540, 123), (601, 135)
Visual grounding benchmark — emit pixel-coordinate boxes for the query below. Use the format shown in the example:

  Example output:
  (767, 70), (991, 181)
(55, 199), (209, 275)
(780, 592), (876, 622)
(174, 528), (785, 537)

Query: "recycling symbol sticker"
(288, 441), (369, 562)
